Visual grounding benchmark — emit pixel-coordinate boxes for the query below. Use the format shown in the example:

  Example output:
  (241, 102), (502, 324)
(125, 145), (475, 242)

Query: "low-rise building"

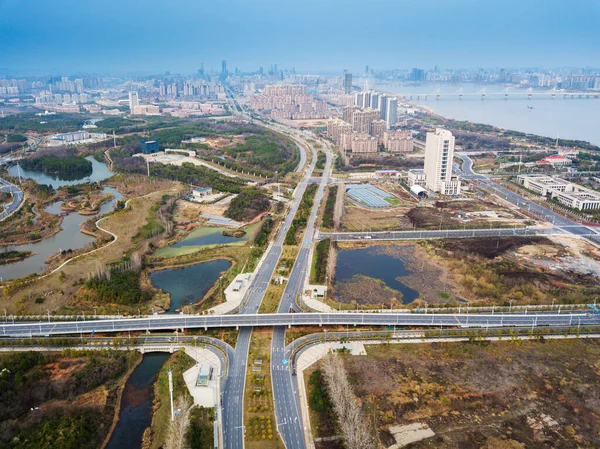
(407, 169), (427, 187)
(517, 175), (569, 196)
(517, 174), (600, 211)
(192, 186), (213, 199)
(141, 140), (160, 154)
(558, 148), (580, 158)
(536, 155), (572, 167)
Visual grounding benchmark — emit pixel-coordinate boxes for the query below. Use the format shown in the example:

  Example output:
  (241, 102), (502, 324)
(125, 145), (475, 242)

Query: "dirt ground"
(341, 192), (530, 232)
(328, 339), (600, 449)
(424, 236), (600, 306)
(407, 197), (531, 230)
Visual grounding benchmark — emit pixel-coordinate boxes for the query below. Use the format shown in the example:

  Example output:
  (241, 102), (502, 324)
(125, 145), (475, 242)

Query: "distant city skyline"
(1, 0), (599, 75)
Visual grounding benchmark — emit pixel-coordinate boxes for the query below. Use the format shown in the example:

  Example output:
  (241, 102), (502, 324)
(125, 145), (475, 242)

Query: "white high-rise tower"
(128, 91), (139, 112)
(424, 128), (461, 195)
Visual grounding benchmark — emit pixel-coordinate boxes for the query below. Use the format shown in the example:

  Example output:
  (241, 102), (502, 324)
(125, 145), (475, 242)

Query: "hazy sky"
(1, 0), (599, 75)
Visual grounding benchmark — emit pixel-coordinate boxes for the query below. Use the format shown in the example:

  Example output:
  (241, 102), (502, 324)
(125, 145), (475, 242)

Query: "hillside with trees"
(225, 188), (271, 222)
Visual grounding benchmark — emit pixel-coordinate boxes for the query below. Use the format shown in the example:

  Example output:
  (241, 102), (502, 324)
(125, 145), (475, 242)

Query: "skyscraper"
(221, 60), (228, 82)
(128, 91), (139, 112)
(385, 97), (398, 129)
(343, 71), (352, 94)
(424, 128), (461, 195)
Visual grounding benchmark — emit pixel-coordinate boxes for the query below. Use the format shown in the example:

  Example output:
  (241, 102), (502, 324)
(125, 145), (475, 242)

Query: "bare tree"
(164, 395), (193, 449)
(321, 353), (374, 449)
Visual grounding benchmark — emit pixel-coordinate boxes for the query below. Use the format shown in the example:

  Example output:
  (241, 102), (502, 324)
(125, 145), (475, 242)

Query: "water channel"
(0, 159), (122, 280)
(335, 245), (420, 304)
(149, 259), (232, 313)
(105, 352), (170, 449)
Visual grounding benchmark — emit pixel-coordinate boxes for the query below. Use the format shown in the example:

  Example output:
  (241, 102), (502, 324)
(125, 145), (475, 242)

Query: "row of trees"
(321, 186), (337, 229)
(320, 354), (374, 449)
(285, 185), (317, 245)
(311, 238), (330, 284)
(253, 216), (274, 248)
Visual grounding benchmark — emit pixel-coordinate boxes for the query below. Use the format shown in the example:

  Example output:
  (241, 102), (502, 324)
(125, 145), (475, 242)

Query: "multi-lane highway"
(221, 120), (317, 449)
(457, 153), (600, 241)
(1, 311), (598, 338)
(0, 177), (23, 221)
(270, 131), (334, 449)
(320, 226), (577, 241)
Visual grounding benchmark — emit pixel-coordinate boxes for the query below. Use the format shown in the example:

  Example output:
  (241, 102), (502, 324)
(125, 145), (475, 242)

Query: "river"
(0, 159), (121, 280)
(149, 259), (232, 313)
(106, 352), (170, 449)
(378, 82), (600, 146)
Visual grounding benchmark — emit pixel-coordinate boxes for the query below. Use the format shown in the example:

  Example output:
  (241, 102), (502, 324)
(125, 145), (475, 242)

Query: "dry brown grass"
(338, 339), (600, 449)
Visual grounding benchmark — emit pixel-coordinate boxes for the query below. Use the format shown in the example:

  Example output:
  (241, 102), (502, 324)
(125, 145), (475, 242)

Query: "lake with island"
(0, 159), (121, 280)
(9, 155), (114, 188)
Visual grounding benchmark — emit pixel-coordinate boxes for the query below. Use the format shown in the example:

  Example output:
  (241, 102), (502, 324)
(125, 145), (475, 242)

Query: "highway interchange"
(2, 109), (600, 448)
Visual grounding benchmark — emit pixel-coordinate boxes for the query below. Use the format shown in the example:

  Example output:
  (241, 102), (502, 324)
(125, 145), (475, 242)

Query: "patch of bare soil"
(343, 339), (600, 449)
(42, 357), (87, 381)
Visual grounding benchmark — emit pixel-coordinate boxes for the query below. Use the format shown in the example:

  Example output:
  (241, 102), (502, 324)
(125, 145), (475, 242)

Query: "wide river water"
(378, 82), (600, 146)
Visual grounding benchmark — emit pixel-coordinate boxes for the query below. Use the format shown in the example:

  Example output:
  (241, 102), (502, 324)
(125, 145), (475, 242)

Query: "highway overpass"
(1, 311), (598, 338)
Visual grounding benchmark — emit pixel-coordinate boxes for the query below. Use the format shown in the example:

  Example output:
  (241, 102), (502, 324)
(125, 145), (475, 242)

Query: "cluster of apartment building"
(249, 84), (327, 119)
(517, 175), (600, 211)
(327, 117), (413, 155)
(158, 81), (226, 99)
(353, 91), (398, 129)
(35, 92), (92, 105)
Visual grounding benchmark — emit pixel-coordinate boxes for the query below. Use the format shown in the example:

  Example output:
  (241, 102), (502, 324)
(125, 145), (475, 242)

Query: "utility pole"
(168, 370), (175, 421)
(113, 130), (116, 147)
(146, 158), (150, 177)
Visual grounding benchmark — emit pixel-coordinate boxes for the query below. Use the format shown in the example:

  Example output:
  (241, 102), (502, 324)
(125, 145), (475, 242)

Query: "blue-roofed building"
(141, 140), (159, 154)
(192, 187), (213, 199)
